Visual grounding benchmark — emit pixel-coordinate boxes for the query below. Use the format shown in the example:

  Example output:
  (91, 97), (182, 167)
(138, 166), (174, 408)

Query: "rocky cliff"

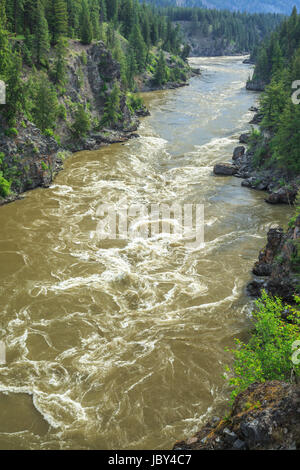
(174, 381), (300, 450)
(0, 40), (192, 205)
(247, 216), (300, 302)
(49, 40), (144, 151)
(0, 41), (147, 205)
(0, 118), (61, 203)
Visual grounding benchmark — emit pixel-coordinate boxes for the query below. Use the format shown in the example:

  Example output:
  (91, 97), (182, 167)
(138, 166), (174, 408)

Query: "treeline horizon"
(141, 0), (300, 16)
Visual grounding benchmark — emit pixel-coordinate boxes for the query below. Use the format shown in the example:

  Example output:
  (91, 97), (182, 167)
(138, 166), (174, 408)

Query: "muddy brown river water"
(0, 57), (293, 449)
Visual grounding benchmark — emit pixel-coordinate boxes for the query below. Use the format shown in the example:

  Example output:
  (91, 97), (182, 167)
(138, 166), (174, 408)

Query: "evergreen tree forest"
(142, 0), (300, 16)
(0, 0), (285, 134)
(0, 0), (186, 131)
(249, 7), (300, 174)
(145, 5), (284, 53)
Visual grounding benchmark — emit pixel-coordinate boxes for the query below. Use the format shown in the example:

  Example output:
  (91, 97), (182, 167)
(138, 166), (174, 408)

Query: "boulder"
(239, 133), (250, 144)
(250, 113), (264, 124)
(246, 80), (265, 91)
(213, 163), (238, 176)
(265, 187), (298, 205)
(233, 146), (245, 160)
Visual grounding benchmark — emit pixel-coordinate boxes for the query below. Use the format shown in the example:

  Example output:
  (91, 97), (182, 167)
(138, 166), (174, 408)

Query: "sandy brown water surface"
(0, 56), (292, 449)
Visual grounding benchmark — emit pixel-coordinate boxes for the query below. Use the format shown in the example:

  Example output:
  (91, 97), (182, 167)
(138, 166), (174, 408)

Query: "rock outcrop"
(231, 133), (300, 205)
(0, 41), (148, 205)
(0, 118), (62, 199)
(173, 381), (300, 450)
(247, 216), (300, 302)
(213, 163), (238, 176)
(246, 79), (265, 91)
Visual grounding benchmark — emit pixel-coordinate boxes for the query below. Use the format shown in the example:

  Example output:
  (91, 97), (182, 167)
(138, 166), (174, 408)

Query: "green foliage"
(40, 161), (49, 171)
(27, 73), (60, 131)
(33, 1), (50, 66)
(226, 291), (300, 401)
(127, 93), (144, 113)
(0, 172), (11, 198)
(291, 240), (300, 273)
(260, 76), (288, 132)
(154, 49), (168, 85)
(4, 127), (18, 137)
(71, 103), (91, 137)
(248, 8), (300, 175)
(0, 2), (11, 77)
(270, 100), (300, 173)
(51, 36), (68, 85)
(129, 24), (147, 73)
(101, 82), (122, 127)
(80, 0), (93, 45)
(0, 152), (11, 198)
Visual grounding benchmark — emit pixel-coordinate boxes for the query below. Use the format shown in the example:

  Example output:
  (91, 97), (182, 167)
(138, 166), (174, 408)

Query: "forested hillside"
(162, 7), (284, 55)
(143, 0), (300, 15)
(0, 0), (191, 200)
(0, 0), (288, 201)
(248, 6), (300, 175)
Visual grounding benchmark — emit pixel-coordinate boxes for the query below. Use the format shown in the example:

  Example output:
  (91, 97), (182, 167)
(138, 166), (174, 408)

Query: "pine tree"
(129, 24), (146, 73)
(5, 51), (24, 123)
(33, 1), (50, 66)
(6, 0), (24, 35)
(31, 74), (59, 131)
(52, 36), (68, 84)
(271, 101), (300, 173)
(271, 38), (283, 76)
(154, 49), (168, 86)
(90, 0), (100, 40)
(105, 0), (118, 21)
(126, 47), (137, 90)
(101, 82), (121, 127)
(0, 0), (10, 77)
(99, 0), (107, 22)
(106, 21), (116, 49)
(72, 103), (91, 137)
(80, 0), (93, 45)
(113, 38), (127, 88)
(120, 0), (134, 38)
(49, 0), (68, 44)
(260, 76), (287, 131)
(255, 47), (270, 82)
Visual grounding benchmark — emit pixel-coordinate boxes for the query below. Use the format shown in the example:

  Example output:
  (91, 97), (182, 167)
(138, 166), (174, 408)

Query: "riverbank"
(0, 40), (191, 206)
(176, 62), (300, 451)
(174, 381), (300, 450)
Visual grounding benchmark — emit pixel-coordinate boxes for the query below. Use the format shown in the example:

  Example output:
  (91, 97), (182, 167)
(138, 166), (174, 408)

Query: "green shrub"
(5, 127), (18, 137)
(225, 291), (300, 401)
(71, 104), (91, 138)
(127, 93), (144, 114)
(43, 129), (54, 137)
(0, 172), (11, 198)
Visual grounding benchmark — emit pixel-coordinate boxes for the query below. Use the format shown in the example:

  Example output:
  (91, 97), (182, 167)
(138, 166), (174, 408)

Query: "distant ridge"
(143, 0), (300, 15)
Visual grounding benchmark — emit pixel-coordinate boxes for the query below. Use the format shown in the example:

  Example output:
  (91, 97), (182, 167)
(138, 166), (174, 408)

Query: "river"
(0, 56), (292, 450)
